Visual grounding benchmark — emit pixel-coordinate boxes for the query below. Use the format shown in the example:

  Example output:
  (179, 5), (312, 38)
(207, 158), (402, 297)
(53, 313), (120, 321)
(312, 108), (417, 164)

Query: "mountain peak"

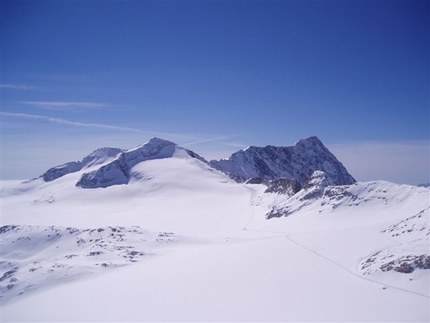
(75, 138), (208, 189)
(76, 139), (178, 188)
(298, 135), (320, 144)
(293, 136), (326, 151)
(147, 137), (176, 147)
(210, 137), (355, 185)
(129, 137), (176, 153)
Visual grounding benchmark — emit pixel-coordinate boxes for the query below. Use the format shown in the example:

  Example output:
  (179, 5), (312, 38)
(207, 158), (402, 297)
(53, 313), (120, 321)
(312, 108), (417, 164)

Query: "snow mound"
(210, 136), (355, 185)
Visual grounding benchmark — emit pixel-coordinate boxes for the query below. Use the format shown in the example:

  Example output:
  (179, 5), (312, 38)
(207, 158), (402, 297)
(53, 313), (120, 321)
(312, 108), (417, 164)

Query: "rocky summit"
(210, 136), (355, 185)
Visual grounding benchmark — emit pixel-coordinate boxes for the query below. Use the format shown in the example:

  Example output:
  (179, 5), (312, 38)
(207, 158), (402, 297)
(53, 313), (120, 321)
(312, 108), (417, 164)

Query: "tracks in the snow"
(242, 186), (429, 300)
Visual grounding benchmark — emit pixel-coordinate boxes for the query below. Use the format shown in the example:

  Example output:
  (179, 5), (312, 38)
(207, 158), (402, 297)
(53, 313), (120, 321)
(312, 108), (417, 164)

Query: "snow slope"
(1, 138), (429, 322)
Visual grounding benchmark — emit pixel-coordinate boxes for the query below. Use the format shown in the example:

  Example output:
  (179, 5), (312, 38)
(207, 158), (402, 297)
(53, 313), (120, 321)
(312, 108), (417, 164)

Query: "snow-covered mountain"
(1, 136), (429, 322)
(38, 136), (355, 189)
(210, 136), (356, 185)
(76, 138), (207, 188)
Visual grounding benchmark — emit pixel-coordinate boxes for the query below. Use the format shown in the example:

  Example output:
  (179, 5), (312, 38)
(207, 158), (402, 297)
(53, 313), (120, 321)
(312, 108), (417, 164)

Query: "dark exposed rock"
(380, 254), (430, 273)
(264, 179), (302, 196)
(246, 177), (302, 196)
(0, 225), (18, 234)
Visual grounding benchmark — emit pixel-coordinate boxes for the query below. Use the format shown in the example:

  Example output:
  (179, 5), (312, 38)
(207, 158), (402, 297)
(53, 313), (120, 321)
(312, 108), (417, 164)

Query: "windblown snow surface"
(0, 145), (429, 322)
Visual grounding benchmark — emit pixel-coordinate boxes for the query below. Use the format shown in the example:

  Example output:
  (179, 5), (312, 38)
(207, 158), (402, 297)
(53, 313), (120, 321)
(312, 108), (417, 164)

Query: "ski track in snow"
(284, 233), (429, 299)
(242, 185), (258, 231)
(243, 186), (430, 300)
(241, 218), (430, 301)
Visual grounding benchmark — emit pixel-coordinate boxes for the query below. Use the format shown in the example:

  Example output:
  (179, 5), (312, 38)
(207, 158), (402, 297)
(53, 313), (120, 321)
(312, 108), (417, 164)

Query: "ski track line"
(284, 233), (430, 299)
(242, 185), (258, 231)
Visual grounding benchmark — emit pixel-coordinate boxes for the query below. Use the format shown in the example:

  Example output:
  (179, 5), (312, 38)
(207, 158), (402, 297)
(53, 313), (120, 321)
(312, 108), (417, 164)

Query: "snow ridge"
(210, 136), (355, 185)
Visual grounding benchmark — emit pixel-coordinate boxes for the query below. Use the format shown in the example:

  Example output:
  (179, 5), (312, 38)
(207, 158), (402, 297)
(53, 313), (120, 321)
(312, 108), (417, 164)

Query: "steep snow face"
(210, 136), (355, 185)
(76, 138), (207, 188)
(42, 147), (123, 182)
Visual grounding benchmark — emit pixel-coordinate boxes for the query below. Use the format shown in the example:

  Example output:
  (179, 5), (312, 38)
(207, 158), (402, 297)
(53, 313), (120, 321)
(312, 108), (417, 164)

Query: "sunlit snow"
(1, 138), (428, 322)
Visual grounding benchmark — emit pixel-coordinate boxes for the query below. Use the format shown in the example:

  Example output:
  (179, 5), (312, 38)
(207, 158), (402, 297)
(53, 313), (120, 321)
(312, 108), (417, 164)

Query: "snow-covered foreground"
(1, 151), (429, 321)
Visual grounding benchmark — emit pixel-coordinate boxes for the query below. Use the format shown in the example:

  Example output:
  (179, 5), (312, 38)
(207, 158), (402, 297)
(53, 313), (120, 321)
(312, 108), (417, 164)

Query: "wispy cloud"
(0, 84), (35, 90)
(0, 111), (143, 133)
(182, 135), (237, 147)
(1, 111), (236, 144)
(182, 134), (248, 149)
(19, 101), (112, 111)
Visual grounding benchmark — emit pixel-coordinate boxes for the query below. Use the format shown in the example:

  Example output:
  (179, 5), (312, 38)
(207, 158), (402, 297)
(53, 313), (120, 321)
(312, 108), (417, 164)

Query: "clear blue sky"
(1, 0), (429, 184)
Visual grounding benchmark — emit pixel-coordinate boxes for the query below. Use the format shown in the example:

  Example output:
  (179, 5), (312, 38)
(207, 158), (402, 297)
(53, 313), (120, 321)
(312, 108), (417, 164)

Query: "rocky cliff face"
(209, 136), (355, 186)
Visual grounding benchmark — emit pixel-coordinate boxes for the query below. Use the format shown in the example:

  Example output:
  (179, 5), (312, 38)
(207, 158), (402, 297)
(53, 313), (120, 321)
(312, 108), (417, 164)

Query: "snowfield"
(1, 139), (429, 322)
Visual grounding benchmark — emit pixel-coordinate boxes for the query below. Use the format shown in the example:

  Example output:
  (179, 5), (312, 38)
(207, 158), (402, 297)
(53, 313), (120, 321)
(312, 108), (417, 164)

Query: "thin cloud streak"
(182, 135), (237, 147)
(0, 84), (35, 90)
(1, 111), (143, 133)
(19, 101), (112, 110)
(0, 111), (233, 145)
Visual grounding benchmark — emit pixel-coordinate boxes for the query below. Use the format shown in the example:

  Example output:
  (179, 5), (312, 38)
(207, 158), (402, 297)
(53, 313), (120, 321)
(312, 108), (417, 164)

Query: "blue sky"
(1, 0), (429, 184)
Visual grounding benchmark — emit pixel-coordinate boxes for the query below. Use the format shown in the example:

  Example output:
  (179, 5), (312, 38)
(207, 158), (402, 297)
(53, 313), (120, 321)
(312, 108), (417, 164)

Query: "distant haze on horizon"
(0, 135), (428, 186)
(1, 1), (428, 185)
